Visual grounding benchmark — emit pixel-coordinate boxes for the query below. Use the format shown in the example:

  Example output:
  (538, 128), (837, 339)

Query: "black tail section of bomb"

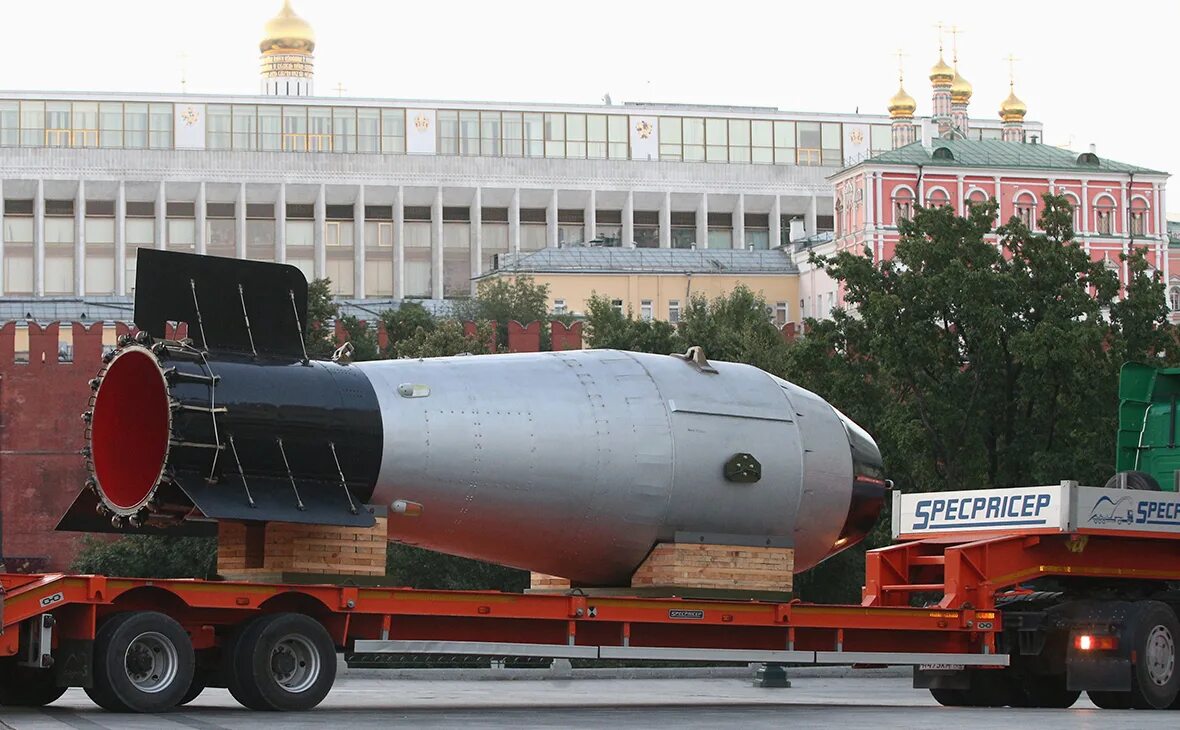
(57, 250), (382, 536)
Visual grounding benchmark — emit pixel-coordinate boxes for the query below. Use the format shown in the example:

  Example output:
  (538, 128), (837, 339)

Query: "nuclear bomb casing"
(59, 250), (886, 586)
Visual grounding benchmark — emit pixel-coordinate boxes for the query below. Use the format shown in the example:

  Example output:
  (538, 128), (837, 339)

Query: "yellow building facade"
(479, 249), (799, 325)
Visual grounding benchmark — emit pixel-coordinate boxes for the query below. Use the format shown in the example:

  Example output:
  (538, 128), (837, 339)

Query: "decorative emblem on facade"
(634, 120), (653, 139)
(849, 129), (864, 145)
(414, 114), (430, 132)
(180, 106), (200, 127)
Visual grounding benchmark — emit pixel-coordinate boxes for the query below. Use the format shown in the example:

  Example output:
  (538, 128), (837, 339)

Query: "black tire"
(228, 613), (336, 711)
(177, 670), (206, 706)
(87, 611), (195, 713)
(1103, 470), (1162, 491)
(1089, 690), (1133, 709)
(0, 659), (67, 707)
(1010, 675), (1080, 708)
(929, 687), (969, 706)
(1128, 602), (1180, 709)
(963, 669), (1012, 707)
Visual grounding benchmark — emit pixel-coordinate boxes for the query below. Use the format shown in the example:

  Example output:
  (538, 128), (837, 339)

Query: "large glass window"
(100, 102), (122, 147)
(259, 106), (281, 151)
(729, 119), (751, 163)
(233, 105), (257, 150)
(480, 111), (501, 156)
(544, 113), (565, 158)
(797, 122), (821, 165)
(565, 114), (586, 158)
(0, 102), (17, 146)
(381, 109), (404, 153)
(608, 115), (628, 159)
(207, 104), (231, 149)
(149, 103), (171, 148)
(870, 124), (892, 155)
(705, 118), (727, 162)
(20, 101), (44, 147)
(437, 110), (458, 155)
(358, 108), (380, 153)
(308, 107), (332, 151)
(821, 122), (842, 166)
(502, 112), (523, 157)
(683, 118), (705, 161)
(659, 117), (682, 160)
(124, 103), (147, 148)
(752, 120), (773, 164)
(46, 102), (70, 146)
(283, 106), (307, 151)
(72, 102), (98, 147)
(524, 113), (543, 157)
(333, 107), (356, 153)
(587, 114), (607, 159)
(459, 111), (479, 156)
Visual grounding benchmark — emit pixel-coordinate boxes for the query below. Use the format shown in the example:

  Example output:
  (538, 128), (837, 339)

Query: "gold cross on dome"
(334, 82), (348, 97)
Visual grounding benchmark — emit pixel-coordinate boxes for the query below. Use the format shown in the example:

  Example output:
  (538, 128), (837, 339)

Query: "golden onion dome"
(999, 87), (1027, 121)
(929, 54), (954, 85)
(260, 0), (315, 54)
(888, 84), (917, 118)
(950, 69), (972, 104)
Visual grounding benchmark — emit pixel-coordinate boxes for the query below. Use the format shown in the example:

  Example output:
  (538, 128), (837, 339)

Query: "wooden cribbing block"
(530, 572), (572, 590)
(217, 517), (388, 580)
(630, 543), (794, 592)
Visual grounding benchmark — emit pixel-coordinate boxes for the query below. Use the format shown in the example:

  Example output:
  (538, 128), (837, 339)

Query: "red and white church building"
(796, 52), (1171, 322)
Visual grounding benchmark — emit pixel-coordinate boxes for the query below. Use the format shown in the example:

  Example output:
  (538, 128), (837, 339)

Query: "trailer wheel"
(1128, 602), (1179, 709)
(86, 611), (195, 713)
(1103, 471), (1162, 491)
(1088, 690), (1132, 709)
(1010, 675), (1079, 708)
(227, 613), (336, 711)
(0, 660), (67, 707)
(177, 670), (206, 706)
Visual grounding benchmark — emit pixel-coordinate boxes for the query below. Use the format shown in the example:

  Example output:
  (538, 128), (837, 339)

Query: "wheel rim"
(1145, 624), (1176, 687)
(123, 631), (179, 694)
(270, 634), (320, 694)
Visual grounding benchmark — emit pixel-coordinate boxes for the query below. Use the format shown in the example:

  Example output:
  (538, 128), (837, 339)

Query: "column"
(659, 192), (671, 248)
(956, 175), (965, 216)
(235, 183), (247, 260)
(509, 188), (521, 253)
(354, 184), (366, 299)
(154, 181), (166, 250)
(276, 181), (287, 262)
(393, 185), (405, 299)
(75, 179), (86, 296)
(733, 193), (745, 250)
(546, 189), (558, 248)
(805, 195), (817, 237)
(993, 177), (1002, 214)
(622, 190), (634, 248)
(696, 193), (708, 249)
(195, 182), (206, 256)
(1081, 181), (1090, 236)
(0, 180), (5, 296)
(584, 190), (597, 243)
(34, 179), (44, 296)
(864, 174), (875, 231)
(769, 195), (782, 250)
(312, 184), (324, 278)
(470, 187), (482, 292)
(431, 187), (443, 300)
(115, 181), (126, 295)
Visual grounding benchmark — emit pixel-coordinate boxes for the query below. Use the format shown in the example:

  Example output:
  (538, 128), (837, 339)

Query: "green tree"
(791, 194), (1173, 499)
(386, 543), (527, 591)
(304, 278), (338, 358)
(379, 302), (438, 358)
(458, 277), (551, 349)
(396, 319), (494, 358)
(583, 294), (683, 354)
(70, 535), (216, 579)
(338, 314), (381, 361)
(677, 285), (788, 373)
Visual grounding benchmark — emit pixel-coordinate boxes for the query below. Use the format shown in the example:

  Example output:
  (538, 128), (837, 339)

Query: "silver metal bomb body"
(358, 349), (876, 586)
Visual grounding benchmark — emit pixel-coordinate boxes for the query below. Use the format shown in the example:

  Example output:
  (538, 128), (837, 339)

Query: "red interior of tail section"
(91, 348), (170, 511)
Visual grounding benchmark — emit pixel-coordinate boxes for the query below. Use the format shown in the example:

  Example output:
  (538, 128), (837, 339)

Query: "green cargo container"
(1115, 362), (1180, 492)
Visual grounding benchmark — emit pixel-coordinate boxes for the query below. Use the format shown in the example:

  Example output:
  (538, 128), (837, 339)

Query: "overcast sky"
(3, 0), (1176, 217)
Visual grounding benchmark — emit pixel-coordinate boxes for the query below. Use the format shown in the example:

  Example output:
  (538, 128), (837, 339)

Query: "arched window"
(1015, 192), (1037, 228)
(1062, 193), (1082, 233)
(1130, 197), (1150, 237)
(892, 187), (914, 224)
(1170, 286), (1180, 311)
(926, 188), (950, 208)
(966, 189), (988, 207)
(1094, 195), (1116, 236)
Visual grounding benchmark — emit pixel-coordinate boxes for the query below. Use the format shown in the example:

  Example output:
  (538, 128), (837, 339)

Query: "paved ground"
(1, 677), (1177, 729)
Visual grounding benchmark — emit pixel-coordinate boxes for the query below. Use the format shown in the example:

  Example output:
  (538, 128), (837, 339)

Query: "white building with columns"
(0, 1), (1038, 322)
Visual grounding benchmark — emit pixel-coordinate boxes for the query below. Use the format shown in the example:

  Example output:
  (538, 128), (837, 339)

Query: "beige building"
(479, 249), (798, 326)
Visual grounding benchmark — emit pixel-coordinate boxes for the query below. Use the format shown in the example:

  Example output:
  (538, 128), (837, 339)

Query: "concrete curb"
(338, 659), (910, 681)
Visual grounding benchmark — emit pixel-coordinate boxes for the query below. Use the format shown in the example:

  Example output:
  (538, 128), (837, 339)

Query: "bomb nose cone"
(831, 411), (887, 554)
